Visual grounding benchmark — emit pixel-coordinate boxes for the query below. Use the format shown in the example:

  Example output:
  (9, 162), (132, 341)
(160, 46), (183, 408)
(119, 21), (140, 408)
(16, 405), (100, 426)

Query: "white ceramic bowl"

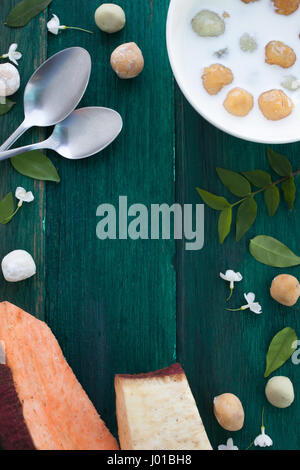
(166, 0), (300, 144)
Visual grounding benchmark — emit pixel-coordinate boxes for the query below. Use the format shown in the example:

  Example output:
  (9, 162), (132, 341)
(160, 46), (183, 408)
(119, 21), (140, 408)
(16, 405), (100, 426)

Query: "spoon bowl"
(0, 47), (91, 150)
(0, 107), (123, 161)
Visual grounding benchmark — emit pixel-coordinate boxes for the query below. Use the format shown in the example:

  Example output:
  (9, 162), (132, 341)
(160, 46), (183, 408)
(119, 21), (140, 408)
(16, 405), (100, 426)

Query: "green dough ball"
(95, 3), (126, 33)
(265, 376), (294, 408)
(191, 10), (225, 37)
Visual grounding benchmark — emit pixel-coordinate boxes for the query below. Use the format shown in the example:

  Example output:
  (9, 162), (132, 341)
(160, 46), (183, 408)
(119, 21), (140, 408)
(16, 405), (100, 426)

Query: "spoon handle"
(0, 142), (46, 161)
(0, 121), (29, 151)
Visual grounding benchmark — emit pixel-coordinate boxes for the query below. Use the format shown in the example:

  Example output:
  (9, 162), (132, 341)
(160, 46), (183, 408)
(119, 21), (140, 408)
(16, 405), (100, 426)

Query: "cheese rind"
(115, 363), (212, 450)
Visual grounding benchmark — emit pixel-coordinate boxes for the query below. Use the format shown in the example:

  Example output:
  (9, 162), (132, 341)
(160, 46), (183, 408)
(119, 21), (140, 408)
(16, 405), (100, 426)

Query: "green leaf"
(196, 188), (230, 210)
(250, 235), (300, 267)
(0, 193), (15, 224)
(236, 197), (257, 242)
(218, 207), (232, 244)
(217, 168), (251, 197)
(0, 99), (16, 116)
(264, 185), (280, 216)
(264, 327), (297, 378)
(11, 151), (60, 182)
(281, 177), (296, 210)
(5, 0), (52, 28)
(242, 170), (272, 188)
(267, 148), (292, 177)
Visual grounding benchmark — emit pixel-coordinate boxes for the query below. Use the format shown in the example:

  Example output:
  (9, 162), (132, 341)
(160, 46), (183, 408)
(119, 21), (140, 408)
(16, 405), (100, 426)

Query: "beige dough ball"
(270, 274), (300, 306)
(265, 41), (296, 68)
(265, 376), (295, 408)
(223, 88), (254, 117)
(213, 393), (245, 431)
(95, 3), (126, 33)
(0, 63), (20, 97)
(111, 42), (144, 79)
(258, 89), (294, 120)
(202, 64), (233, 95)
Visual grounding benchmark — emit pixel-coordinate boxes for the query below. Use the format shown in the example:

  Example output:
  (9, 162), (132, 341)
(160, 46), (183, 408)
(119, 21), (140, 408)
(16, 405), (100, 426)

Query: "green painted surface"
(0, 0), (299, 451)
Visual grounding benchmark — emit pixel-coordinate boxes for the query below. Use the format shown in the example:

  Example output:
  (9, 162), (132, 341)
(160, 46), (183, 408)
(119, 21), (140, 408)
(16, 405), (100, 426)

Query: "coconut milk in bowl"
(167, 0), (300, 143)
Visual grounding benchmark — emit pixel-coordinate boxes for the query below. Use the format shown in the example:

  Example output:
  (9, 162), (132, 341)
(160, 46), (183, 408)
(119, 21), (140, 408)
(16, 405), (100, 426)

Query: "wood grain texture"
(175, 89), (300, 450)
(0, 0), (299, 451)
(45, 0), (176, 437)
(0, 1), (47, 319)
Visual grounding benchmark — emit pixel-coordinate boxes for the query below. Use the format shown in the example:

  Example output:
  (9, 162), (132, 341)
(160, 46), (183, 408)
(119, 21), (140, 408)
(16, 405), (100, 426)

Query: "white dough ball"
(95, 3), (126, 33)
(0, 63), (20, 97)
(265, 376), (295, 408)
(1, 250), (36, 282)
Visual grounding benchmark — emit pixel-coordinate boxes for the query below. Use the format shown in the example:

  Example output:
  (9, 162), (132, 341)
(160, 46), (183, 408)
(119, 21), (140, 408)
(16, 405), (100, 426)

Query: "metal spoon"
(0, 107), (123, 161)
(0, 47), (92, 151)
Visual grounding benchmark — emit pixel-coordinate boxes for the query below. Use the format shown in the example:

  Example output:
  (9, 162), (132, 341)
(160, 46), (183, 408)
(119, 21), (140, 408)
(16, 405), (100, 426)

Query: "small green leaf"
(196, 188), (230, 210)
(267, 148), (292, 177)
(242, 170), (272, 188)
(236, 197), (257, 242)
(5, 0), (52, 28)
(250, 235), (300, 267)
(264, 185), (280, 216)
(11, 151), (60, 182)
(218, 207), (232, 244)
(0, 193), (15, 224)
(217, 168), (251, 197)
(281, 177), (296, 210)
(264, 327), (297, 378)
(0, 99), (16, 116)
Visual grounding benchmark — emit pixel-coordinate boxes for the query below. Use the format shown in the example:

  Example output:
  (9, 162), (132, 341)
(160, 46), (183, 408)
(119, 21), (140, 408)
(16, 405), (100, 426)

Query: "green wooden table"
(0, 0), (299, 451)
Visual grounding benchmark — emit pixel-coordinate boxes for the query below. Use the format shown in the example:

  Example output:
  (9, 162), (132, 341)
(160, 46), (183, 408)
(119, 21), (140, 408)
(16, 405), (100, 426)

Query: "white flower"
(254, 426), (273, 448)
(15, 187), (34, 206)
(218, 438), (239, 451)
(227, 292), (262, 314)
(242, 292), (262, 314)
(220, 270), (243, 300)
(1, 44), (22, 66)
(47, 14), (93, 35)
(47, 14), (64, 35)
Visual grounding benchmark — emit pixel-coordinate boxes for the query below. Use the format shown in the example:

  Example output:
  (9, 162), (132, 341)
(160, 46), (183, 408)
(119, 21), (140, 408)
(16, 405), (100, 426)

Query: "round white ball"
(265, 376), (295, 408)
(1, 250), (36, 282)
(0, 63), (20, 97)
(95, 3), (126, 33)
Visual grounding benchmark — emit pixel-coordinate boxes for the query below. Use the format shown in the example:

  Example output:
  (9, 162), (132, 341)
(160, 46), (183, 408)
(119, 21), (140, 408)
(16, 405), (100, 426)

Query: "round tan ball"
(95, 4), (126, 33)
(213, 393), (245, 431)
(223, 87), (254, 117)
(270, 274), (300, 306)
(258, 89), (294, 120)
(111, 42), (144, 79)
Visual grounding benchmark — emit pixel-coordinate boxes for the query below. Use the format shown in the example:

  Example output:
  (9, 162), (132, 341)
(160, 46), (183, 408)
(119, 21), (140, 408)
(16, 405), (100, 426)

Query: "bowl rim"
(166, 0), (300, 145)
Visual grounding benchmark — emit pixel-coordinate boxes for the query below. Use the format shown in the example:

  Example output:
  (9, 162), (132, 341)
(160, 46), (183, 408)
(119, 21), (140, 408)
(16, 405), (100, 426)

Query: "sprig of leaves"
(5, 0), (52, 28)
(196, 148), (300, 244)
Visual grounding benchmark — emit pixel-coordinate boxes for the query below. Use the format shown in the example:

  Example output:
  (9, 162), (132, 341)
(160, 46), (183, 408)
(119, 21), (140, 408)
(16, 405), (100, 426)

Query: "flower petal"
(47, 14), (61, 34)
(244, 292), (255, 304)
(15, 187), (26, 201)
(23, 191), (34, 203)
(250, 302), (262, 314)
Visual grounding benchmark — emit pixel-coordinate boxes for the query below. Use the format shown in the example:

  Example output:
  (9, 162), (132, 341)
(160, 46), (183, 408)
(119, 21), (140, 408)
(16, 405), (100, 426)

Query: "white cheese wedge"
(115, 363), (212, 450)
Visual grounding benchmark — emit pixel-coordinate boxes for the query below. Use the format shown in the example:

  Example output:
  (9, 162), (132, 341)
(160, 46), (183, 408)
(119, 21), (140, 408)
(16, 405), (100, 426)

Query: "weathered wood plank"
(45, 0), (176, 436)
(0, 2), (47, 320)
(176, 88), (300, 450)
